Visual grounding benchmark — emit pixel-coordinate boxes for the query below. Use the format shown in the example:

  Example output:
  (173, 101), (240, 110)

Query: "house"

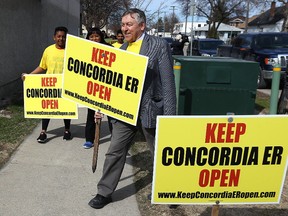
(194, 23), (243, 43)
(229, 15), (259, 30)
(0, 0), (80, 107)
(229, 16), (246, 28)
(173, 18), (208, 36)
(248, 1), (286, 32)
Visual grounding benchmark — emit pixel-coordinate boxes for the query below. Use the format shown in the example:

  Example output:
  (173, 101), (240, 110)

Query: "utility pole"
(170, 6), (177, 35)
(157, 9), (160, 36)
(171, 5), (176, 18)
(244, 0), (250, 33)
(184, 15), (188, 35)
(190, 0), (196, 56)
(163, 12), (166, 37)
(184, 0), (189, 35)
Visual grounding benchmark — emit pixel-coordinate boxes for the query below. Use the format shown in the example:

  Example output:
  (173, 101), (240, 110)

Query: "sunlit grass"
(0, 105), (39, 144)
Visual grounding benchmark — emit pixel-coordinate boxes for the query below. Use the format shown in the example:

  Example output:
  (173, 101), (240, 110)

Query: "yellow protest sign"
(23, 74), (78, 119)
(152, 115), (288, 205)
(62, 34), (148, 126)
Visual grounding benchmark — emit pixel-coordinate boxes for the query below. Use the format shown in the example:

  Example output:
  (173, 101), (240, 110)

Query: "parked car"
(189, 38), (224, 56)
(217, 32), (288, 88)
(161, 37), (174, 50)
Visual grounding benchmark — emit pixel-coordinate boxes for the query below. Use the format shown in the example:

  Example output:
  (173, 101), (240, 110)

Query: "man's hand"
(94, 111), (103, 122)
(21, 73), (27, 81)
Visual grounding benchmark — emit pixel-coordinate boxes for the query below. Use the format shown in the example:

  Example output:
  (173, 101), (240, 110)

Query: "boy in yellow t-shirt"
(22, 26), (72, 143)
(39, 43), (65, 74)
(112, 29), (124, 48)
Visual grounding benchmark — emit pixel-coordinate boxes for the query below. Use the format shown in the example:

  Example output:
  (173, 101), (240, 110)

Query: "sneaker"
(83, 141), (94, 149)
(63, 131), (72, 140)
(37, 132), (47, 143)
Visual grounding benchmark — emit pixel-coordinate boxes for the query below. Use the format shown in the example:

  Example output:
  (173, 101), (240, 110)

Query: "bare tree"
(81, 0), (131, 33)
(173, 0), (288, 36)
(248, 0), (288, 32)
(149, 11), (179, 35)
(198, 0), (246, 38)
(152, 2), (182, 34)
(108, 0), (156, 34)
(129, 0), (157, 29)
(174, 0), (246, 38)
(81, 0), (179, 35)
(278, 0), (288, 31)
(136, 0), (169, 30)
(175, 0), (191, 35)
(167, 13), (180, 34)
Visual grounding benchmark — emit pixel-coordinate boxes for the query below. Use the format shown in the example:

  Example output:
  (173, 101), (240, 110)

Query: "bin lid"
(173, 56), (255, 64)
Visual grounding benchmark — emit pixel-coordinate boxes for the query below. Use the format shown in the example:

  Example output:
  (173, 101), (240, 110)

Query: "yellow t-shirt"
(113, 42), (124, 48)
(39, 44), (65, 74)
(127, 39), (143, 54)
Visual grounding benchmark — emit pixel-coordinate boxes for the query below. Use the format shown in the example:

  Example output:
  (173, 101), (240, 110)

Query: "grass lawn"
(0, 105), (39, 169)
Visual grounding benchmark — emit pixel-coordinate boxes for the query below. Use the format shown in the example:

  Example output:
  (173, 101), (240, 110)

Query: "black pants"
(85, 109), (112, 142)
(42, 119), (71, 131)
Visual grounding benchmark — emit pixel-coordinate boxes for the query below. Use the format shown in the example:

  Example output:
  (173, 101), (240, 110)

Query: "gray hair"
(122, 8), (146, 24)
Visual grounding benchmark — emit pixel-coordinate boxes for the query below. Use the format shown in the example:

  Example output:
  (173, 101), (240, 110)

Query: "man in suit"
(88, 8), (177, 209)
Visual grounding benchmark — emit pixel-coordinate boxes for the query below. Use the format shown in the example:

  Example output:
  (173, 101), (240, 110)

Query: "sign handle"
(211, 201), (220, 216)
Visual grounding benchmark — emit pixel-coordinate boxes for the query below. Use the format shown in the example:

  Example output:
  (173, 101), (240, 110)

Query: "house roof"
(248, 5), (285, 26)
(230, 17), (245, 23)
(229, 18), (245, 23)
(237, 15), (259, 29)
(231, 16), (246, 21)
(195, 22), (243, 32)
(228, 15), (259, 29)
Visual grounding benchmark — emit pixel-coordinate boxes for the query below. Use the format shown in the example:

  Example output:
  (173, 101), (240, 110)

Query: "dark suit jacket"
(120, 33), (177, 128)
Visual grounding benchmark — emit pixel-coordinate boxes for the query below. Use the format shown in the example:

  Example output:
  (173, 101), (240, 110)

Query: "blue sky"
(146, 0), (207, 23)
(146, 0), (270, 23)
(146, 0), (182, 20)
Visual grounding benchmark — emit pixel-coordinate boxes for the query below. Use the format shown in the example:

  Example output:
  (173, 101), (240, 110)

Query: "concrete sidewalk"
(0, 107), (140, 216)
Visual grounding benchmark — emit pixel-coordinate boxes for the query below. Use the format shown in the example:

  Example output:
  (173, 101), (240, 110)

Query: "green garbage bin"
(173, 56), (259, 115)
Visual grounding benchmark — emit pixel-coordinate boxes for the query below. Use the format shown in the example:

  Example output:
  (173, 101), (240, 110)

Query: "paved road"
(0, 107), (140, 216)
